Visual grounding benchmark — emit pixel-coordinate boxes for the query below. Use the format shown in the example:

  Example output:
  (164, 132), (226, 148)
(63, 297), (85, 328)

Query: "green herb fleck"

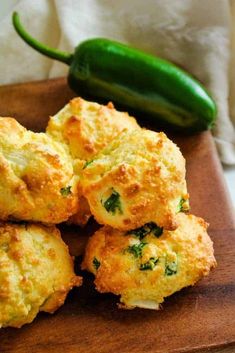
(126, 223), (151, 240)
(103, 189), (122, 215)
(177, 198), (187, 213)
(151, 224), (163, 238)
(60, 186), (72, 197)
(93, 257), (100, 270)
(127, 242), (147, 258)
(140, 257), (159, 271)
(165, 258), (178, 276)
(83, 160), (94, 169)
(126, 222), (163, 240)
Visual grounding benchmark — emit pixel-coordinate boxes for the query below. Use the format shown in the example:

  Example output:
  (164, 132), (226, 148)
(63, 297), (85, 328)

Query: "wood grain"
(0, 78), (234, 353)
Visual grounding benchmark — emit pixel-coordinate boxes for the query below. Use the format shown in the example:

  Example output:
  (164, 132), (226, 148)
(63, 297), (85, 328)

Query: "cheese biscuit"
(0, 222), (81, 328)
(82, 213), (216, 309)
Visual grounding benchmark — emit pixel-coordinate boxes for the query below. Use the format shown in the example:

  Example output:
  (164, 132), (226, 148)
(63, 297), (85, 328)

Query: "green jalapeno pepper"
(12, 12), (217, 132)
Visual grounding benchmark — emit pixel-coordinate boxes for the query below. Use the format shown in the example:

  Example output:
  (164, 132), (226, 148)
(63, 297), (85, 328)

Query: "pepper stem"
(12, 12), (73, 65)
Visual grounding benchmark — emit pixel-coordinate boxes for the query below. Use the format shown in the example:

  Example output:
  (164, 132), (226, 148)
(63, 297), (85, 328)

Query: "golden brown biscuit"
(46, 97), (140, 226)
(46, 97), (140, 165)
(82, 213), (216, 309)
(0, 118), (79, 224)
(81, 129), (189, 231)
(0, 222), (81, 328)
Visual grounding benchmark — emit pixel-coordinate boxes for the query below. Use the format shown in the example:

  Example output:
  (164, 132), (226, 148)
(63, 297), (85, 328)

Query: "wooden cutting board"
(0, 78), (235, 353)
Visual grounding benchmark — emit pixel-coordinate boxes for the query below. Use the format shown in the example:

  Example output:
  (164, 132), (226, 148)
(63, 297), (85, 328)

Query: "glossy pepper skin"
(12, 12), (217, 133)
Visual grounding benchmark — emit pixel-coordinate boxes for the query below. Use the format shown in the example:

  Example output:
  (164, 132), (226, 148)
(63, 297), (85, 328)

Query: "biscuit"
(81, 129), (189, 230)
(46, 97), (140, 166)
(0, 118), (79, 224)
(46, 97), (140, 225)
(82, 213), (216, 309)
(0, 222), (81, 328)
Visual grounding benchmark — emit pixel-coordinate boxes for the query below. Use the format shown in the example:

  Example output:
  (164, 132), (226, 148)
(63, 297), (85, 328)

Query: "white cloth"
(0, 0), (235, 164)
